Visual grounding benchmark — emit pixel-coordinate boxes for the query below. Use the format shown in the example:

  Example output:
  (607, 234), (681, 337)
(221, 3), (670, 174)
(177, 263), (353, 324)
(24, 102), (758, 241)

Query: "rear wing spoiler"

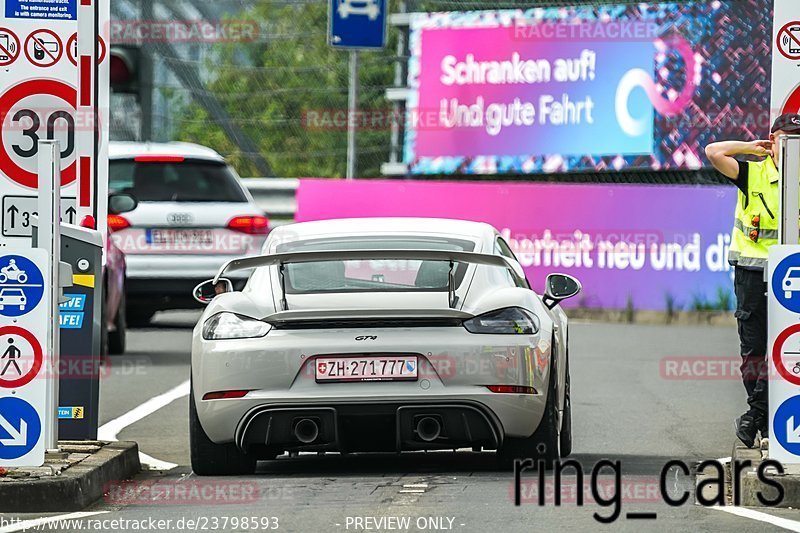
(212, 249), (517, 310)
(262, 308), (474, 326)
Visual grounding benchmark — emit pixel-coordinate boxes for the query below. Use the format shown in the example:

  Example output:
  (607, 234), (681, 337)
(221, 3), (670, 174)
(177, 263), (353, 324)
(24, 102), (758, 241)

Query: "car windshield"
(109, 159), (248, 202)
(790, 270), (800, 278)
(1, 289), (23, 296)
(275, 237), (477, 294)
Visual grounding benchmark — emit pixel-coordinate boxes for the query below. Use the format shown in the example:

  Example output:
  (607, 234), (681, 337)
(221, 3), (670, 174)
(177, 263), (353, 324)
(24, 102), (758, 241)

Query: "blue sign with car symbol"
(0, 255), (44, 318)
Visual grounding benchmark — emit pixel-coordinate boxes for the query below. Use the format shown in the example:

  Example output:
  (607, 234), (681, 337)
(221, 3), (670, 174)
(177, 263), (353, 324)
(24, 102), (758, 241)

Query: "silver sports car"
(189, 218), (580, 475)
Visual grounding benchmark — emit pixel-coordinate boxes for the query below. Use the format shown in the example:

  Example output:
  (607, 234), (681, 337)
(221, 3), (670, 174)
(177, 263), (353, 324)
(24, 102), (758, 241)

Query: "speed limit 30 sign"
(0, 79), (77, 189)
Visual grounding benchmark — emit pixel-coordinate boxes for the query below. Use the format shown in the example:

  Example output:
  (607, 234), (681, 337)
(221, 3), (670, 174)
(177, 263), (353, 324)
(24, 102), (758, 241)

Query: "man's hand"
(705, 140), (773, 180)
(742, 140), (773, 158)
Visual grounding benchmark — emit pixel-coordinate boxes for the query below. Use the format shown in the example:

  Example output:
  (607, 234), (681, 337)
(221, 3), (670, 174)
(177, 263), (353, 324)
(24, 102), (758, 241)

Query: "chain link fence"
(108, 0), (757, 185)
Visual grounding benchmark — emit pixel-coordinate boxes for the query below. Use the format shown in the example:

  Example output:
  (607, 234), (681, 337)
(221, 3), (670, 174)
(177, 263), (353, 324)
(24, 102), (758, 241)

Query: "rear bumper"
(124, 254), (251, 281)
(234, 401), (502, 454)
(124, 254), (249, 310)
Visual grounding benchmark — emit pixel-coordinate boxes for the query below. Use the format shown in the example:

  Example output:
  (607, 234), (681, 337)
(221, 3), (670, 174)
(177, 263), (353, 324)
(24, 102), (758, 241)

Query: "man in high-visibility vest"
(705, 113), (800, 448)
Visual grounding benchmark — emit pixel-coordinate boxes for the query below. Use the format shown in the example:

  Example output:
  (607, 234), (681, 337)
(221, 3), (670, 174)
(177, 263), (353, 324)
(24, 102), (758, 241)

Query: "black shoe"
(760, 420), (769, 439)
(735, 413), (759, 448)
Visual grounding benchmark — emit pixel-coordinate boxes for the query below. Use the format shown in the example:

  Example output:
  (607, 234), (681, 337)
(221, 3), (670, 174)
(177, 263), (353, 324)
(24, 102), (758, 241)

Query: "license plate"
(315, 356), (418, 382)
(145, 229), (214, 246)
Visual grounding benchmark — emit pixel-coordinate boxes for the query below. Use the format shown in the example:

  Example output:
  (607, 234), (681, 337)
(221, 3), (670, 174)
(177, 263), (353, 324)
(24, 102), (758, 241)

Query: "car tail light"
(108, 214), (131, 232)
(227, 215), (269, 235)
(202, 390), (251, 400)
(486, 385), (537, 394)
(134, 155), (185, 163)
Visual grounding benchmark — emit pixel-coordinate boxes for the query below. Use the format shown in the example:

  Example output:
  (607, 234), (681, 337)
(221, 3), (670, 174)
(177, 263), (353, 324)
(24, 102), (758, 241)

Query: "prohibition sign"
(0, 28), (21, 67)
(24, 29), (63, 68)
(772, 323), (800, 386)
(66, 34), (107, 66)
(777, 22), (800, 61)
(0, 326), (42, 389)
(782, 84), (800, 115)
(0, 79), (77, 188)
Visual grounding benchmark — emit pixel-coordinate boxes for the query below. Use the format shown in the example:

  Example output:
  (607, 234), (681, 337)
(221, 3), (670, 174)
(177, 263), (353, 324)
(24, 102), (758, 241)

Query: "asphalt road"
(4, 313), (800, 532)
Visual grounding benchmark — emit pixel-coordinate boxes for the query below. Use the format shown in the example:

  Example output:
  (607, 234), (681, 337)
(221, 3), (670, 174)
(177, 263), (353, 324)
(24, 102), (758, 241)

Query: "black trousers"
(733, 267), (768, 416)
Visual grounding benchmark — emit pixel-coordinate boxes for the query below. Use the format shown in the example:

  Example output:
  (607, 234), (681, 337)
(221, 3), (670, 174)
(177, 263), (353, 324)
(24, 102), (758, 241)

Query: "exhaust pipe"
(294, 418), (320, 444)
(416, 416), (442, 442)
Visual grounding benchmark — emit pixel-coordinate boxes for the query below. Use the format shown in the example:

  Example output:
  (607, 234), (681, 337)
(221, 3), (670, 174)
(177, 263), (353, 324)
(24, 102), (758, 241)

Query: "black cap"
(771, 113), (800, 134)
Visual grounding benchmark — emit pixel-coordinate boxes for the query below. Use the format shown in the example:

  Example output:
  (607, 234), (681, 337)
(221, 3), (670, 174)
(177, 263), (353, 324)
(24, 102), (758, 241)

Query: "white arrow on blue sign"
(0, 397), (41, 461)
(774, 395), (800, 457)
(329, 0), (387, 49)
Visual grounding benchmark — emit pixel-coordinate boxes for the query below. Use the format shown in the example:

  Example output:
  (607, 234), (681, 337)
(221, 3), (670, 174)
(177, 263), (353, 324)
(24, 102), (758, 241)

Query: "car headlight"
(202, 312), (271, 340)
(463, 307), (540, 334)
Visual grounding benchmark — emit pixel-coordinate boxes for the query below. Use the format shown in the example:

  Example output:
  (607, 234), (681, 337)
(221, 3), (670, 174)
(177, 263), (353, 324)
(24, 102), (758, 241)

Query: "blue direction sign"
(772, 252), (800, 313)
(0, 254), (44, 318)
(0, 397), (41, 460)
(774, 395), (800, 457)
(329, 0), (387, 49)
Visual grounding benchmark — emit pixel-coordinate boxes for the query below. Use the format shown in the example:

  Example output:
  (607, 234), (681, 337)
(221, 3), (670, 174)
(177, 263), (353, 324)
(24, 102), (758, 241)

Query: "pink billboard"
(295, 179), (737, 311)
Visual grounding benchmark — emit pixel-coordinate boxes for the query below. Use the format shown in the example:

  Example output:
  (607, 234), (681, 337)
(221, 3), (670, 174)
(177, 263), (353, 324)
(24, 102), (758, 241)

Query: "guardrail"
(243, 178), (299, 225)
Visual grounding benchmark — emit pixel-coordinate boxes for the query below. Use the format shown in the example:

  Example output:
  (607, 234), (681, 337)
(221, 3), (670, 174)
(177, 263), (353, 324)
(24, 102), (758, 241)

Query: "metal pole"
(778, 135), (800, 245)
(38, 140), (61, 452)
(346, 50), (359, 180)
(139, 0), (154, 141)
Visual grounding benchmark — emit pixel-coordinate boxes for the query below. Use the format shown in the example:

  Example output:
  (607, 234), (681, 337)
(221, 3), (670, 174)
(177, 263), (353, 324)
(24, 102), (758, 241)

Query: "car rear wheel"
(498, 341), (561, 469)
(559, 360), (572, 458)
(189, 385), (258, 476)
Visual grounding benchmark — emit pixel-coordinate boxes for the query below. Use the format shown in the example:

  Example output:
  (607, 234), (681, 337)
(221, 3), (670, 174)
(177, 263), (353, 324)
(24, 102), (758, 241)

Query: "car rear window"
(109, 159), (248, 202)
(275, 237), (477, 294)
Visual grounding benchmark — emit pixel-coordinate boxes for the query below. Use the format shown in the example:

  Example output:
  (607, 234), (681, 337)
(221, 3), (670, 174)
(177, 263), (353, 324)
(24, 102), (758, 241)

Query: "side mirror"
(109, 193), (138, 215)
(193, 278), (234, 304)
(544, 273), (582, 309)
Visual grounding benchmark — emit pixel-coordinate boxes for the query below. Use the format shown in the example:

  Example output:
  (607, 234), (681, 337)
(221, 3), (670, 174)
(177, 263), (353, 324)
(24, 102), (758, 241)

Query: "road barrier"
(243, 178), (298, 225)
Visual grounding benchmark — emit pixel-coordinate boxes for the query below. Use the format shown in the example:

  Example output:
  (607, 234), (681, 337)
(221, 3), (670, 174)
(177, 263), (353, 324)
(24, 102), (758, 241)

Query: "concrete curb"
(730, 442), (800, 508)
(0, 441), (141, 513)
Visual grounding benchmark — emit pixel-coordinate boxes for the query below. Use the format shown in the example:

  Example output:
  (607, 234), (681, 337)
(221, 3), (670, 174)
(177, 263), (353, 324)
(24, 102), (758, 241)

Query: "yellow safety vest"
(728, 158), (779, 270)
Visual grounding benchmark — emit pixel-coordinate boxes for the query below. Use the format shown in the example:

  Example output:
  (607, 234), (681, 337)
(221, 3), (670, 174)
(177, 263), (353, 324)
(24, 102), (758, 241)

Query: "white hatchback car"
(189, 218), (580, 475)
(108, 142), (268, 326)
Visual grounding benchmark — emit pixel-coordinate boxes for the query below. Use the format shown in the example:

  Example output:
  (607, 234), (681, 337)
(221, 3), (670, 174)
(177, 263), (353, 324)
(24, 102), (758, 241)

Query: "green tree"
(175, 1), (396, 178)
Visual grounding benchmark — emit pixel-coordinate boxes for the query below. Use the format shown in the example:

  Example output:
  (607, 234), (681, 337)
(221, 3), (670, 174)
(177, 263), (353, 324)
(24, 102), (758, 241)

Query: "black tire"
(559, 359), (572, 458)
(108, 290), (126, 355)
(498, 338), (561, 469)
(127, 305), (155, 328)
(189, 386), (257, 476)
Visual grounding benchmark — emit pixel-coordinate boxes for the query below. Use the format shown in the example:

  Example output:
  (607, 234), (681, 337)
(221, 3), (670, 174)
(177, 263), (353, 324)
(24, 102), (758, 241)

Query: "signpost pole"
(346, 50), (359, 180)
(37, 140), (61, 452)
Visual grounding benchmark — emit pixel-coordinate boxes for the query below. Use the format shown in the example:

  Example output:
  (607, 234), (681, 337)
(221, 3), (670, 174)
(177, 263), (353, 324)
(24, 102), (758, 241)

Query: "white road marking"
(399, 489), (426, 494)
(0, 511), (109, 533)
(705, 456), (800, 532)
(709, 506), (800, 532)
(97, 379), (190, 470)
(403, 483), (428, 488)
